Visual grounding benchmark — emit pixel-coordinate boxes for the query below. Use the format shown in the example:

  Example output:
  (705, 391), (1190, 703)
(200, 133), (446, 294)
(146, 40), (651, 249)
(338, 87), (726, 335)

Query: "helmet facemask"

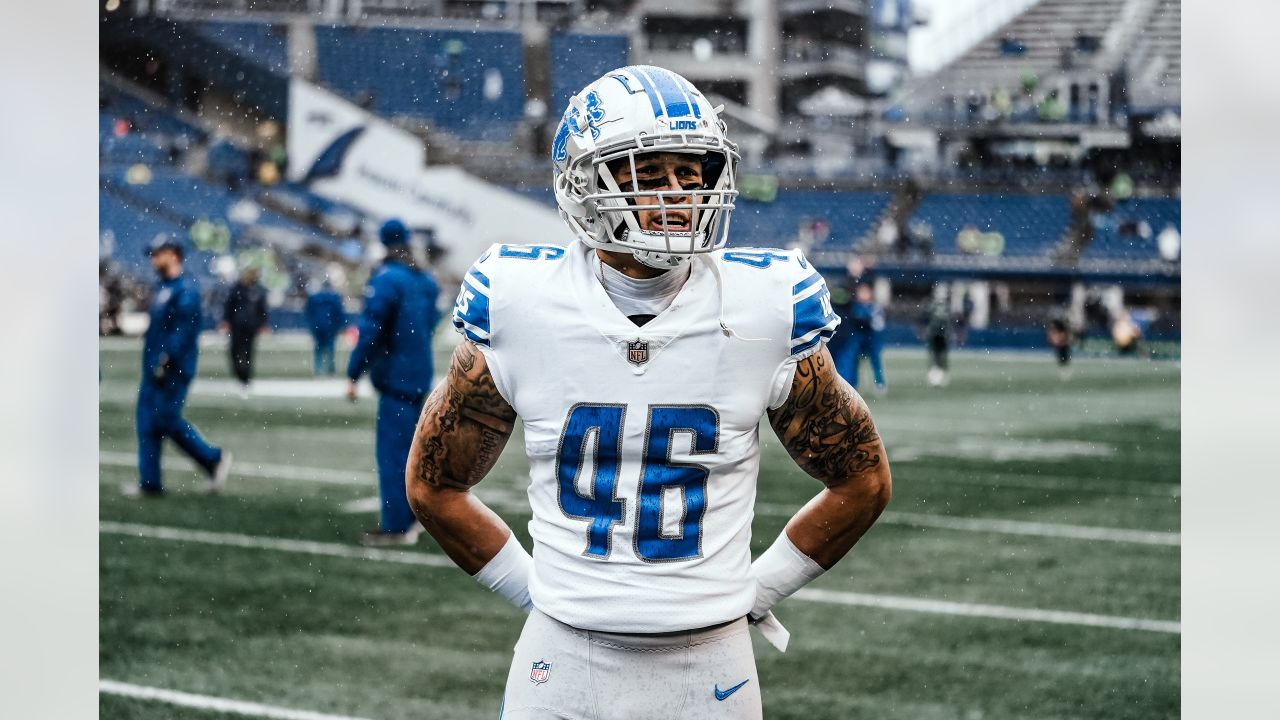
(558, 133), (739, 270)
(551, 66), (741, 269)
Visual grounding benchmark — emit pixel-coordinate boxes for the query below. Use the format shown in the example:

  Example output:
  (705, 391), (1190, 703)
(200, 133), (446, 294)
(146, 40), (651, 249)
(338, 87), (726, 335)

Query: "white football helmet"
(552, 65), (739, 269)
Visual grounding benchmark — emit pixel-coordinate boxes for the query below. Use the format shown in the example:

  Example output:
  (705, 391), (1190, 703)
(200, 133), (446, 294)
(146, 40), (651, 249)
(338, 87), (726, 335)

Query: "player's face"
(610, 153), (704, 234)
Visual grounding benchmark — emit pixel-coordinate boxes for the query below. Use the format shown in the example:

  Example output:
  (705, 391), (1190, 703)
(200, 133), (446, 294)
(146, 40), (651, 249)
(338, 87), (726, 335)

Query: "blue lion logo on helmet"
(552, 90), (605, 165)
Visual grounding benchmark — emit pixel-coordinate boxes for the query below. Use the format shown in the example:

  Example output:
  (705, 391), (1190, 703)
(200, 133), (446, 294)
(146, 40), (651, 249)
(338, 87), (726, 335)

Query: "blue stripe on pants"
(376, 393), (426, 533)
(136, 380), (222, 491)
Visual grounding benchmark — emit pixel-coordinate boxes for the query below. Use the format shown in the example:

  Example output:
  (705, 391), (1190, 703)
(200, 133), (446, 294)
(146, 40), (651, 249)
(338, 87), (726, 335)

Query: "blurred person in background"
(1047, 309), (1074, 380)
(1112, 309), (1143, 356)
(221, 267), (269, 399)
(920, 292), (952, 387)
(130, 235), (232, 497)
(305, 279), (346, 376)
(346, 218), (441, 546)
(827, 275), (856, 386)
(848, 283), (888, 396)
(100, 260), (123, 336)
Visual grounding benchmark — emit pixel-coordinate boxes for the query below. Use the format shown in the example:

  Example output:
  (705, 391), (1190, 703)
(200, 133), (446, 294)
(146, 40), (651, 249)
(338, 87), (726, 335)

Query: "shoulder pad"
(716, 248), (841, 358)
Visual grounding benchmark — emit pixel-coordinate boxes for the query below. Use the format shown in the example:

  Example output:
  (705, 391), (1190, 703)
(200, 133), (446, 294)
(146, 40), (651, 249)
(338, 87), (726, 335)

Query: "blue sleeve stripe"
(457, 324), (491, 347)
(791, 270), (839, 355)
(792, 282), (837, 340)
(467, 268), (490, 289)
(452, 271), (492, 343)
(792, 272), (824, 297)
(790, 328), (834, 357)
(792, 320), (837, 348)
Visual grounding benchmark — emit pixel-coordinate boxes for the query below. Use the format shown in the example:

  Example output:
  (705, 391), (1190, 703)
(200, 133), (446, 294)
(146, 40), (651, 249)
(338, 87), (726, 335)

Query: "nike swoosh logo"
(714, 679), (750, 701)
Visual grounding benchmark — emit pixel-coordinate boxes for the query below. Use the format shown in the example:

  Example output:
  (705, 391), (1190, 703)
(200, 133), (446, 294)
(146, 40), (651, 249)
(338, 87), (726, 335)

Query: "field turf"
(99, 333), (1179, 719)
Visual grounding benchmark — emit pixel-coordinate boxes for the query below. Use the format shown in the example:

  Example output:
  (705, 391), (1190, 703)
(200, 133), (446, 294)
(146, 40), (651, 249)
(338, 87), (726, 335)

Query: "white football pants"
(500, 609), (763, 720)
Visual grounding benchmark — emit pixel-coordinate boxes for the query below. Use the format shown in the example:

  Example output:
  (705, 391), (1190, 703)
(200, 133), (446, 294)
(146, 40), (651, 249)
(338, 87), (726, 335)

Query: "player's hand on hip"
(345, 379), (359, 402)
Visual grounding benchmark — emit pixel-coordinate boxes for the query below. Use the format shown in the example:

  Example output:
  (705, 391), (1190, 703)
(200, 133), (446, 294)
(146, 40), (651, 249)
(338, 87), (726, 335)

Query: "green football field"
(99, 333), (1180, 720)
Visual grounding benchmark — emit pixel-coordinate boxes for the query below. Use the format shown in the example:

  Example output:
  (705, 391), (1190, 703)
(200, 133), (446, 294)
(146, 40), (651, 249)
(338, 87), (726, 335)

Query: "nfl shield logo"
(627, 340), (650, 366)
(529, 660), (552, 685)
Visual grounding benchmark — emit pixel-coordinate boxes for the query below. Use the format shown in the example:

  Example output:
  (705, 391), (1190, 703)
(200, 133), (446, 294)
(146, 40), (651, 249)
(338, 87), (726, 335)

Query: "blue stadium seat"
(103, 167), (342, 254)
(1081, 198), (1181, 262)
(100, 119), (170, 165)
(194, 21), (290, 74)
(99, 191), (212, 281)
(733, 191), (892, 250)
(315, 26), (525, 141)
(908, 193), (1070, 258)
(549, 33), (631, 113)
(100, 84), (203, 166)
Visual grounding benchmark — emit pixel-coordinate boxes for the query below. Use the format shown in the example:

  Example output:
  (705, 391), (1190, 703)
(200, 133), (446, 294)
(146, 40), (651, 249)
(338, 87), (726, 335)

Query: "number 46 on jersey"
(557, 403), (718, 563)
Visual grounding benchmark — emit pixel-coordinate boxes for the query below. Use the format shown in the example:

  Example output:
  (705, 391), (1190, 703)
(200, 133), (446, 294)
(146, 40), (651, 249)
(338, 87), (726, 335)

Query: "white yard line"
(100, 451), (372, 486)
(773, 499), (1180, 546)
(793, 588), (1180, 634)
(100, 679), (375, 720)
(890, 468), (1181, 498)
(100, 452), (1178, 546)
(876, 510), (1178, 546)
(100, 522), (1179, 635)
(100, 521), (454, 568)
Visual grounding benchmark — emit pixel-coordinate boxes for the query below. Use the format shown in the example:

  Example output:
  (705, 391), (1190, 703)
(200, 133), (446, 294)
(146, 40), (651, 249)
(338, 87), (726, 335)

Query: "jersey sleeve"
(787, 255), (840, 360)
(452, 245), (498, 347)
(768, 251), (840, 409)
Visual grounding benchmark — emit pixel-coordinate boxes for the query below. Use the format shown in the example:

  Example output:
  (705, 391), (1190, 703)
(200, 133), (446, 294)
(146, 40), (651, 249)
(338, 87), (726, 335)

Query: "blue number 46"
(557, 404), (718, 562)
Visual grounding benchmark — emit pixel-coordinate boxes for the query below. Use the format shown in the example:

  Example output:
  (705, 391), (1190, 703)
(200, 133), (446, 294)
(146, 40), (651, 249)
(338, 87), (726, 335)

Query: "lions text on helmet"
(552, 65), (739, 270)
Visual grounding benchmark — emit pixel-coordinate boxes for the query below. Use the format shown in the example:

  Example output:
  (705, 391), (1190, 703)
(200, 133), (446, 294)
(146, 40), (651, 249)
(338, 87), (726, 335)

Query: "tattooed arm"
(765, 345), (892, 569)
(406, 341), (519, 574)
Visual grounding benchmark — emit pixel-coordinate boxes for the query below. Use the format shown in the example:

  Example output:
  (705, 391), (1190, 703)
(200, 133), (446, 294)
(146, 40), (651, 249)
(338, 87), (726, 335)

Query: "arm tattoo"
(767, 349), (883, 487)
(411, 342), (517, 492)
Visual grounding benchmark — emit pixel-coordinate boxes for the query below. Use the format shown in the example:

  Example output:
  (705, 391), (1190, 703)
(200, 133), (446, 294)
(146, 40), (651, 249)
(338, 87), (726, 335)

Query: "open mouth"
(652, 213), (692, 233)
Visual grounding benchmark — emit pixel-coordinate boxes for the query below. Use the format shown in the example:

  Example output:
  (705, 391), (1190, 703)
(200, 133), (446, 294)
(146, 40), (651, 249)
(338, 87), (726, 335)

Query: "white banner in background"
(287, 79), (566, 278)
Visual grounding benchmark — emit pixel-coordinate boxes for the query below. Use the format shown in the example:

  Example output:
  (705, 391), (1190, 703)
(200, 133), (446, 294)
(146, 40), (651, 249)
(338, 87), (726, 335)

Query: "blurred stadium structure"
(98, 0), (1179, 355)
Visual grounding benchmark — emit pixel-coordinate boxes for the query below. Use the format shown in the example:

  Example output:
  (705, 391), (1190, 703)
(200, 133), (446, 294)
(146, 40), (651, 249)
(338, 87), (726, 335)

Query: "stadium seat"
(193, 20), (290, 75)
(548, 33), (631, 112)
(733, 191), (892, 250)
(907, 192), (1070, 259)
(1081, 197), (1181, 262)
(315, 25), (525, 141)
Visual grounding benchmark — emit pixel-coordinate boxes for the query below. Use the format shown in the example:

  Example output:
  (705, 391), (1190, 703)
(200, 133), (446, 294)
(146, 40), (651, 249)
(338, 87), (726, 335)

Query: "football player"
(407, 66), (892, 719)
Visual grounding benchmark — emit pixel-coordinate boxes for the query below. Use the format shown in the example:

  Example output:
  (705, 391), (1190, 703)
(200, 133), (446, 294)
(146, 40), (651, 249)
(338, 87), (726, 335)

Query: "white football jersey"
(453, 240), (838, 633)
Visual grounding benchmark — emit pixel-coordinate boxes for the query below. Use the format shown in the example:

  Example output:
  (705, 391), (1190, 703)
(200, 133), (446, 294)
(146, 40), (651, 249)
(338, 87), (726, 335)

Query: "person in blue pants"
(305, 279), (346, 375)
(130, 236), (232, 497)
(827, 276), (858, 387)
(346, 219), (441, 545)
(848, 283), (888, 395)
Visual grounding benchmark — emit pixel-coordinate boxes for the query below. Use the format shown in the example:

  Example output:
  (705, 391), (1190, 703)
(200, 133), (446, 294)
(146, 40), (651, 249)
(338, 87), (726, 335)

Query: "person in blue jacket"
(346, 219), (441, 545)
(305, 279), (346, 376)
(848, 283), (888, 395)
(826, 275), (858, 386)
(130, 235), (232, 497)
